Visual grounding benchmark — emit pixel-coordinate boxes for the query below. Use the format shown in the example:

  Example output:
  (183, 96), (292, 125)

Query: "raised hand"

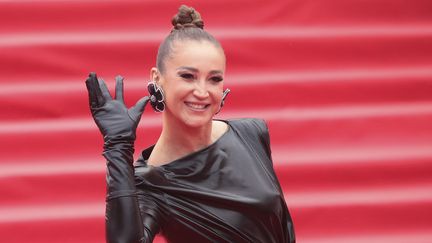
(85, 72), (149, 145)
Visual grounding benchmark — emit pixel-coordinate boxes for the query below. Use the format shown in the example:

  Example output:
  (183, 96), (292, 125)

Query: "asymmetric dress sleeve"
(132, 118), (296, 243)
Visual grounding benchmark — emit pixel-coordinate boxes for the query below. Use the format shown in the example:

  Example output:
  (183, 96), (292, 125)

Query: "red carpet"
(1, 0), (432, 242)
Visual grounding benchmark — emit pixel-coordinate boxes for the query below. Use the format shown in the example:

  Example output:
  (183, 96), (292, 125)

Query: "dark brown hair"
(156, 5), (223, 73)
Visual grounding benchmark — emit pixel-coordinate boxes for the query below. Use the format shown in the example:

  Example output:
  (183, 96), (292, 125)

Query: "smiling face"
(152, 39), (226, 128)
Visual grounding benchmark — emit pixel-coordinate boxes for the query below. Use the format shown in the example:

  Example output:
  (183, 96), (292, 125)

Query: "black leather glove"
(85, 72), (149, 151)
(86, 72), (150, 243)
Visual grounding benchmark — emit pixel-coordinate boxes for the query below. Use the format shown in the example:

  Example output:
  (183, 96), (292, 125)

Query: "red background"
(1, 0), (432, 242)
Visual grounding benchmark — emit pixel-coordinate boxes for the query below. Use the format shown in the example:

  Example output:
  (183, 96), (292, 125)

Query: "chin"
(181, 109), (215, 128)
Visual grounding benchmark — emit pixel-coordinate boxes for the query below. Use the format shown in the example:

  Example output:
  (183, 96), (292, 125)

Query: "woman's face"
(154, 40), (226, 128)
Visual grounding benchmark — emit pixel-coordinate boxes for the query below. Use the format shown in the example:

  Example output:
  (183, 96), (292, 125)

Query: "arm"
(104, 145), (157, 243)
(85, 73), (158, 243)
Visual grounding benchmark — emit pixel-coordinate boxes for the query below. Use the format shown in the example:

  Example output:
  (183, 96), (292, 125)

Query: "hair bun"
(171, 5), (204, 30)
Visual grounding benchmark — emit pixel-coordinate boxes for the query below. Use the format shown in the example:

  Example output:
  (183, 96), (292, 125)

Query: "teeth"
(186, 102), (206, 109)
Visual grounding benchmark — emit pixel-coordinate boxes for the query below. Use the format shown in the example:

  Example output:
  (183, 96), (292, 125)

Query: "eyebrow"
(177, 66), (223, 75)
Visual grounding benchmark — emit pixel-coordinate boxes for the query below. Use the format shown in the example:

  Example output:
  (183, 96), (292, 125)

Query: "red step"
(2, 35), (432, 83)
(1, 188), (430, 243)
(0, 216), (167, 243)
(1, 0), (432, 34)
(1, 70), (432, 121)
(1, 103), (431, 162)
(2, 156), (431, 208)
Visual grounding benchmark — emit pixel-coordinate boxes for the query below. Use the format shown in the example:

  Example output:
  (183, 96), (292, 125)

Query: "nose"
(193, 81), (209, 99)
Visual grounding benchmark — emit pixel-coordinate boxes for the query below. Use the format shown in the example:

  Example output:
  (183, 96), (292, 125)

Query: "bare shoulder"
(212, 120), (229, 140)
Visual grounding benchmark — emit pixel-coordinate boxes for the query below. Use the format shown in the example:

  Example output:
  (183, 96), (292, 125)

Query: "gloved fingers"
(134, 96), (150, 114)
(115, 75), (124, 102)
(98, 78), (113, 102)
(85, 72), (105, 108)
(128, 96), (150, 121)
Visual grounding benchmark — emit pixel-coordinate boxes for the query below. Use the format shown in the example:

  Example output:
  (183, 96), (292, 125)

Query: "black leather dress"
(105, 118), (295, 243)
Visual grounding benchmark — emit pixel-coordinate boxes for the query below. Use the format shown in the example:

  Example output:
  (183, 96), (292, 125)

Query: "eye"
(180, 73), (194, 80)
(211, 76), (223, 82)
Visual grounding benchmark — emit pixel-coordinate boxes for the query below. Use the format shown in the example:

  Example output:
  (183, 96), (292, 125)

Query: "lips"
(185, 102), (210, 110)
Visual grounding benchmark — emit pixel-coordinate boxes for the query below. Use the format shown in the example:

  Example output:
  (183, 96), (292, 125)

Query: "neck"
(159, 112), (214, 155)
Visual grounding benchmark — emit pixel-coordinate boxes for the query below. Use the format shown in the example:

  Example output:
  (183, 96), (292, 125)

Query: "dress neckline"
(143, 119), (232, 170)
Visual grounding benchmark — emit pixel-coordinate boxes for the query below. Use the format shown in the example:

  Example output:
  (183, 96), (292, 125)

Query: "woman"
(85, 5), (295, 243)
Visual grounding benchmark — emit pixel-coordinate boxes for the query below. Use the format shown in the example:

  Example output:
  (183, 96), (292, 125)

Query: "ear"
(150, 67), (160, 82)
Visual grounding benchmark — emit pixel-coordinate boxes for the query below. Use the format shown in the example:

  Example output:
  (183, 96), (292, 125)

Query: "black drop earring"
(147, 81), (166, 112)
(216, 88), (230, 115)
